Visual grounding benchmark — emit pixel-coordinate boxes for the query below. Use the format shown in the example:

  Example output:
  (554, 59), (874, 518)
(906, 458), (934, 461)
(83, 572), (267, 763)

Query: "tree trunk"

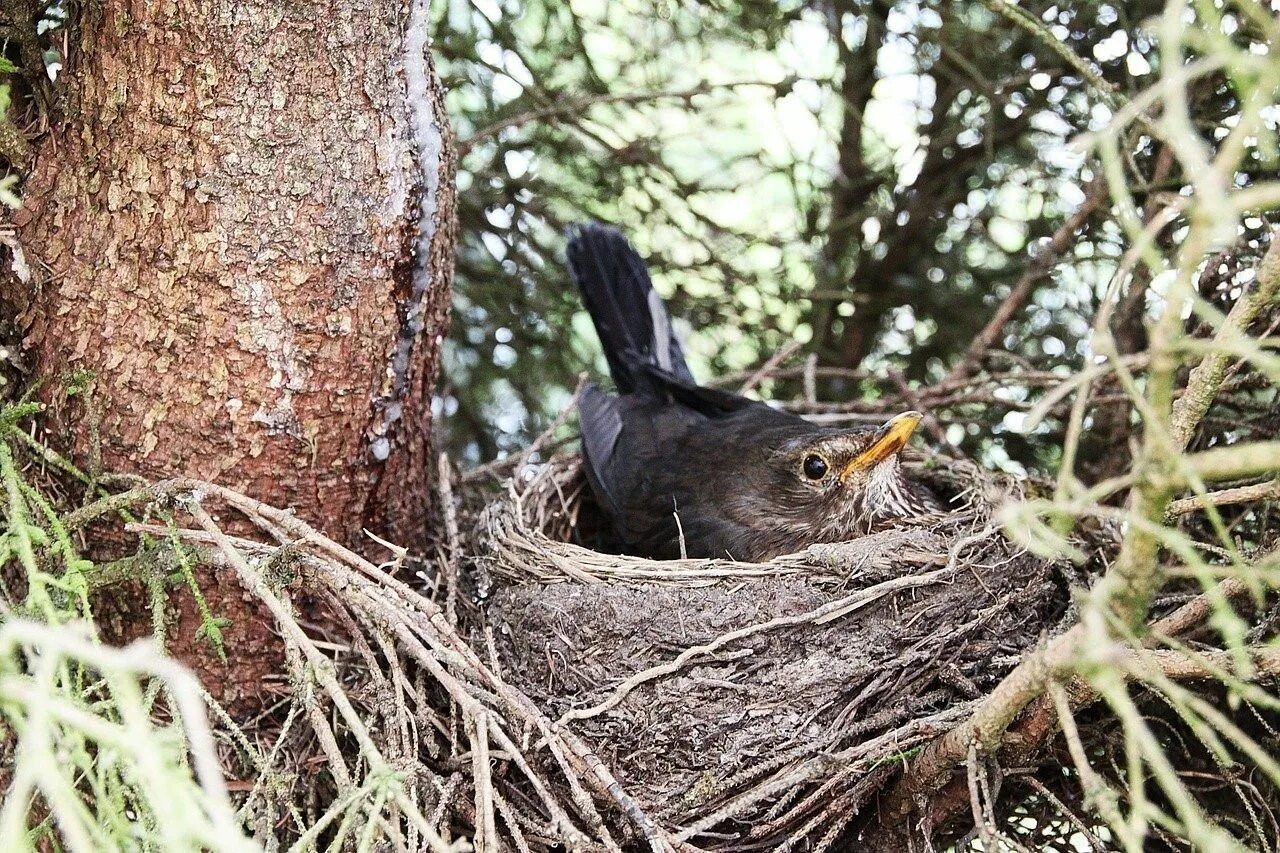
(10, 0), (455, 706)
(18, 0), (454, 543)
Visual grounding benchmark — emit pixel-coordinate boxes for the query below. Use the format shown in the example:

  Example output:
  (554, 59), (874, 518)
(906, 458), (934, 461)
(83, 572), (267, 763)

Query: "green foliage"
(0, 403), (253, 849)
(62, 369), (95, 399)
(971, 1), (1280, 847)
(163, 521), (228, 662)
(434, 0), (1188, 467)
(0, 81), (24, 208)
(0, 435), (90, 625)
(0, 619), (255, 851)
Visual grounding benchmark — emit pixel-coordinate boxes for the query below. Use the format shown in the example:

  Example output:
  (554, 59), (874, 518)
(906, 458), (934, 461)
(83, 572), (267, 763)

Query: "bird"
(567, 222), (942, 562)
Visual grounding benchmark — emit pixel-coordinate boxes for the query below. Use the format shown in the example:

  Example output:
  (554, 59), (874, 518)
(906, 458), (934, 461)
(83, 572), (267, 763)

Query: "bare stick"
(946, 175), (1107, 384)
(467, 711), (497, 853)
(458, 80), (777, 153)
(1167, 479), (1280, 517)
(739, 340), (803, 395)
(1170, 229), (1280, 448)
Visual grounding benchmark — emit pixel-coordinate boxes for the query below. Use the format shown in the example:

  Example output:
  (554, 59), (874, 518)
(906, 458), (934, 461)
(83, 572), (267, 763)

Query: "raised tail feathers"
(566, 222), (694, 393)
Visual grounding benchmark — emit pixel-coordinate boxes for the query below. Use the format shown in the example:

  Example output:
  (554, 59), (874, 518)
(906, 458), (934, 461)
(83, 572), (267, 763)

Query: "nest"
(18, 400), (1276, 850)
(466, 448), (1073, 849)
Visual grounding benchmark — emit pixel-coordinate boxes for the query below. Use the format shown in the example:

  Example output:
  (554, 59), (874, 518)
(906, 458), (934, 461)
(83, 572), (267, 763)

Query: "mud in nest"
(469, 449), (1077, 848)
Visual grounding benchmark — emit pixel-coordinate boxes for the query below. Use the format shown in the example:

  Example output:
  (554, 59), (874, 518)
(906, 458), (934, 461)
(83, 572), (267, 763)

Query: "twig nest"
(471, 451), (1068, 847)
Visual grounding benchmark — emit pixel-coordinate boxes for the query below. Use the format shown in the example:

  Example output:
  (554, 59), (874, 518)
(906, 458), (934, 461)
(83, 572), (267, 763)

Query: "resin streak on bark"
(21, 0), (456, 548)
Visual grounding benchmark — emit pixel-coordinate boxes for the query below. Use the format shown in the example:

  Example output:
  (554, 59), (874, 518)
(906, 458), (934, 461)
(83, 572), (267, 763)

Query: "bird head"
(748, 411), (930, 545)
(790, 411), (923, 491)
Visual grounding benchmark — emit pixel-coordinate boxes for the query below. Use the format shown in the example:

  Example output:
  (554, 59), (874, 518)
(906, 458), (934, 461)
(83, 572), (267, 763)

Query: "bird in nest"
(568, 222), (944, 563)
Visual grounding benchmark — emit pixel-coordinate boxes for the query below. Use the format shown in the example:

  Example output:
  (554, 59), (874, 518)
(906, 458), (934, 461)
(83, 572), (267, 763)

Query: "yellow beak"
(840, 411), (923, 481)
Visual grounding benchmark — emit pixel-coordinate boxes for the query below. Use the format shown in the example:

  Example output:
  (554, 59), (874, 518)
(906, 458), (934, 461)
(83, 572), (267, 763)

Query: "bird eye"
(802, 454), (829, 480)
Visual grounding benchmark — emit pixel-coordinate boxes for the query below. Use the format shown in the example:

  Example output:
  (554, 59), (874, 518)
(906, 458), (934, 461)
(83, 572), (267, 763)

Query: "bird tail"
(566, 222), (694, 393)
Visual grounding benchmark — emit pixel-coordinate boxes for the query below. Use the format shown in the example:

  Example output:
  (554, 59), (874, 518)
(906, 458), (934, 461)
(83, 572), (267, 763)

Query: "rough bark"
(17, 0), (454, 544)
(9, 0), (455, 707)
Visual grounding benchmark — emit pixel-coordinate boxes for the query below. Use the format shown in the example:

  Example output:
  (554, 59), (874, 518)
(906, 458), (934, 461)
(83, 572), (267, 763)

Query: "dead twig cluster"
(97, 477), (691, 852)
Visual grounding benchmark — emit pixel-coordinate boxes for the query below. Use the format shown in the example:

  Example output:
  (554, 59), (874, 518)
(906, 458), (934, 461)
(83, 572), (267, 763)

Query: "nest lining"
(469, 449), (1071, 849)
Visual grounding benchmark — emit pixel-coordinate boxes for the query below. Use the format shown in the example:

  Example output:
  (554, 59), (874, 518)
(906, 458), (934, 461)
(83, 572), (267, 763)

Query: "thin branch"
(1170, 229), (1280, 448)
(457, 80), (778, 154)
(946, 175), (1108, 384)
(875, 227), (1280, 824)
(1167, 479), (1280, 517)
(739, 340), (802, 395)
(1186, 441), (1280, 483)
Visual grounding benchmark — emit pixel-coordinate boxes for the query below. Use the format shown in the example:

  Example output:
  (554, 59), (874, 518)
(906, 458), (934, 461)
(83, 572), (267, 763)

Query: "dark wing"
(578, 383), (625, 524)
(566, 222), (695, 393)
(580, 383), (812, 559)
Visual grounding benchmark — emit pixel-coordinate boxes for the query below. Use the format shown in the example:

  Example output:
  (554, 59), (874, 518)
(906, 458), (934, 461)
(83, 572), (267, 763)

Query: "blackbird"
(569, 222), (942, 562)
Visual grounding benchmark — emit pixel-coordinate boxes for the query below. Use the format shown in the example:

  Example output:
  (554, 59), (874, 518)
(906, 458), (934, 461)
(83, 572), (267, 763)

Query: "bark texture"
(12, 0), (455, 706)
(18, 0), (454, 544)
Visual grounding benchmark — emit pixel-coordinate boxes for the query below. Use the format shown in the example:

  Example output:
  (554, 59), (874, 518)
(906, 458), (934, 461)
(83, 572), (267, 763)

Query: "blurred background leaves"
(430, 0), (1196, 470)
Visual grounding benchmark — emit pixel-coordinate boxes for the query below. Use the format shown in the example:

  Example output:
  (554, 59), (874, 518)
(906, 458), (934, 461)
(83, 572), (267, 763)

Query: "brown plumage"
(570, 223), (942, 562)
